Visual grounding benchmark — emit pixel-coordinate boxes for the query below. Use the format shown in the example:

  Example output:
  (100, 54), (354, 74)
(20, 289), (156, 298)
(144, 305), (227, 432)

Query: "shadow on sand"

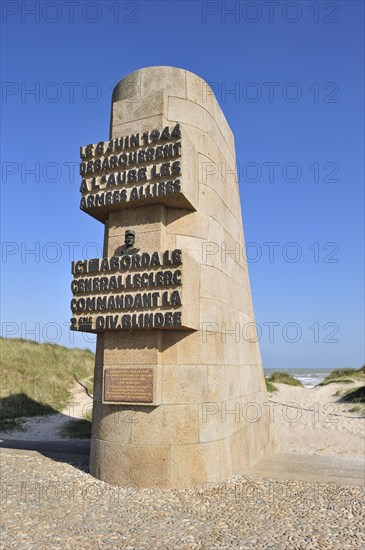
(0, 392), (91, 473)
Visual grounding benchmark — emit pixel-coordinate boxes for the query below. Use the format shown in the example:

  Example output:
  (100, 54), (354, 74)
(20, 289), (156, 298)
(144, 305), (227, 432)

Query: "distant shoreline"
(264, 367), (335, 387)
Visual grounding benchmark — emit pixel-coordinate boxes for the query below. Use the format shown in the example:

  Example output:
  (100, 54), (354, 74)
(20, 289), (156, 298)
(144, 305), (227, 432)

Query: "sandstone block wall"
(88, 66), (277, 488)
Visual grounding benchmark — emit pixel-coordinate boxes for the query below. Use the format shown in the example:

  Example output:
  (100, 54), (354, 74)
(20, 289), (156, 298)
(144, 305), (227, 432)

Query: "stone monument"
(71, 66), (277, 488)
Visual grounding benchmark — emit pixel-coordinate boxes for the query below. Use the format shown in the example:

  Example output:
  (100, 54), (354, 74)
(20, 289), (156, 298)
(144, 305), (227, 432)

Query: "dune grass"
(0, 337), (95, 430)
(58, 409), (93, 439)
(266, 371), (303, 388)
(265, 380), (278, 393)
(335, 385), (365, 414)
(319, 366), (365, 386)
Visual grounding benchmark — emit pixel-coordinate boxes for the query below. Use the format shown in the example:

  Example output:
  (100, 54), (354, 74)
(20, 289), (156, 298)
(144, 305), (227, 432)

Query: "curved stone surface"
(89, 66), (278, 488)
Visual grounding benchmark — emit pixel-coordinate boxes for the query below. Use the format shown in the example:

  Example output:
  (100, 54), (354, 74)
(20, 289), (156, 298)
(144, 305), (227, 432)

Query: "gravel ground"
(1, 451), (364, 549)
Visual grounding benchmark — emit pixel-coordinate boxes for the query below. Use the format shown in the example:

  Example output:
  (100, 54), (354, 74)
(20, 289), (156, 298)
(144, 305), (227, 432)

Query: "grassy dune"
(265, 371), (304, 392)
(0, 337), (94, 430)
(264, 366), (365, 415)
(319, 366), (365, 386)
(330, 368), (365, 413)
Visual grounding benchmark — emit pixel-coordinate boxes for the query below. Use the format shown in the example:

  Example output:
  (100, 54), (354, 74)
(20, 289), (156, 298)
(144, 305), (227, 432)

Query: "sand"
(268, 382), (364, 457)
(0, 381), (364, 459)
(0, 381), (93, 441)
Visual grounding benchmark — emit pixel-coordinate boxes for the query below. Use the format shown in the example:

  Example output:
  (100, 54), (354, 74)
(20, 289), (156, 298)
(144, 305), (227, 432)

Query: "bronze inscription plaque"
(103, 367), (154, 403)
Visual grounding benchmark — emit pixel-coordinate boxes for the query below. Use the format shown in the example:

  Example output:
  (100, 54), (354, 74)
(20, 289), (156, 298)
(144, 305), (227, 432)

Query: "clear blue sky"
(1, 1), (364, 370)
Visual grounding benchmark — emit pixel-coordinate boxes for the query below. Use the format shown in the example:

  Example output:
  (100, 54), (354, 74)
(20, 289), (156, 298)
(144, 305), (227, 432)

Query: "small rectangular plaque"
(103, 367), (154, 403)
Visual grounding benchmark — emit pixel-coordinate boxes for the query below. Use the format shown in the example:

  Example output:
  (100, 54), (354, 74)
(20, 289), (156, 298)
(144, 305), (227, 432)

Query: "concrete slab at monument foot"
(70, 66), (278, 489)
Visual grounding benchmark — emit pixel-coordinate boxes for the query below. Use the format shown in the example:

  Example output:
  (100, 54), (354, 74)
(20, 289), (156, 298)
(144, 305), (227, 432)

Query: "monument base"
(89, 331), (278, 489)
(90, 422), (278, 489)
